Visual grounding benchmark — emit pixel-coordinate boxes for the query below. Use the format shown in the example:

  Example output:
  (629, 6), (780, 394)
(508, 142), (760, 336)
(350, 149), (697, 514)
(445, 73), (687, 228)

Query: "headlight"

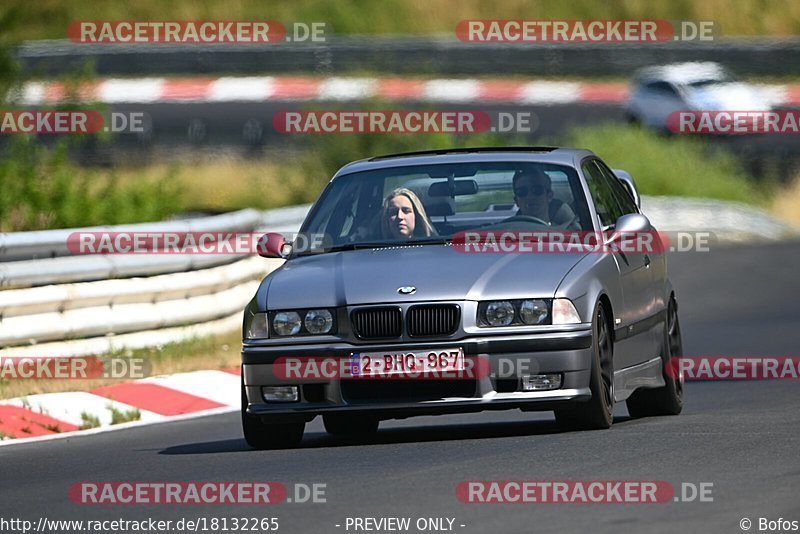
(478, 299), (554, 327)
(273, 311), (302, 336)
(305, 309), (334, 334)
(552, 298), (581, 324)
(483, 301), (515, 326)
(520, 299), (549, 325)
(244, 312), (269, 339)
(269, 308), (337, 336)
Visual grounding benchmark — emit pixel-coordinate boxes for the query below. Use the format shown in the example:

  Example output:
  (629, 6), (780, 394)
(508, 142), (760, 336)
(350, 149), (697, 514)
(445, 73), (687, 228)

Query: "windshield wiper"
(294, 241), (392, 256)
(328, 242), (393, 252)
(296, 238), (452, 256)
(404, 237), (452, 246)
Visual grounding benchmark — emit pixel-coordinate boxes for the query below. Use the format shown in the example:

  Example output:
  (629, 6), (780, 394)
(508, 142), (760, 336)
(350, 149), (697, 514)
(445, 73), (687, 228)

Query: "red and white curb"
(0, 368), (241, 446)
(15, 76), (800, 107)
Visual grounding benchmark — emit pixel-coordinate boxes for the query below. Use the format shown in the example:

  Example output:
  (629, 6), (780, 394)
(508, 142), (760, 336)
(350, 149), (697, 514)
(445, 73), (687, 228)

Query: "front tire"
(626, 297), (684, 417)
(241, 379), (305, 449)
(555, 302), (614, 430)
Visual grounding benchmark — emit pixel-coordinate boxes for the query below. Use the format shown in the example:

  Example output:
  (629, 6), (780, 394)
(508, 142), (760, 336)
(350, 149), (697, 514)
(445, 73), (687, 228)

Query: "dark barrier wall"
(17, 37), (800, 77)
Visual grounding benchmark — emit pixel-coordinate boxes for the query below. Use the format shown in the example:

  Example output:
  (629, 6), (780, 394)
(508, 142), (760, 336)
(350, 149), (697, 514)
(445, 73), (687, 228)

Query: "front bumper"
(242, 328), (594, 422)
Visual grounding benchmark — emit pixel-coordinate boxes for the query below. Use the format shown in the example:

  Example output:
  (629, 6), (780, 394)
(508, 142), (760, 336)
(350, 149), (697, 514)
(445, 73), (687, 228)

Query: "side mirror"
(607, 213), (652, 244)
(257, 232), (291, 258)
(612, 169), (641, 209)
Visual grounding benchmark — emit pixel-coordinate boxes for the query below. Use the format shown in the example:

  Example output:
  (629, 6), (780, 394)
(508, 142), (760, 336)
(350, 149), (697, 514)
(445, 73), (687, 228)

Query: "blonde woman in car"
(381, 188), (436, 239)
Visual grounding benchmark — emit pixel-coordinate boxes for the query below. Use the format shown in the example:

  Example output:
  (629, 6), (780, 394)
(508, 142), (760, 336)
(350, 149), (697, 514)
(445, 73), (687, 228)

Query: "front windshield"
(298, 162), (593, 254)
(687, 72), (736, 88)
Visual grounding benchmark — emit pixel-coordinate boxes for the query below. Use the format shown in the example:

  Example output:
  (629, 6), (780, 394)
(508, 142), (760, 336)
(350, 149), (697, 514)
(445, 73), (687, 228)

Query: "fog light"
(521, 374), (562, 391)
(262, 386), (299, 402)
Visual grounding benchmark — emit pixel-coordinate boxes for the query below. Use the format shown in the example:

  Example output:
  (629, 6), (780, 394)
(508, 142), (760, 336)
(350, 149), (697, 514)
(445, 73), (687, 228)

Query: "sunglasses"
(514, 185), (547, 197)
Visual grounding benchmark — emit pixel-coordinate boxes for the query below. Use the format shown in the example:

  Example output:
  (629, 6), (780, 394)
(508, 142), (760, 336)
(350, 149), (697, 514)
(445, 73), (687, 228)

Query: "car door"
(596, 159), (665, 355)
(582, 159), (654, 371)
(638, 81), (686, 129)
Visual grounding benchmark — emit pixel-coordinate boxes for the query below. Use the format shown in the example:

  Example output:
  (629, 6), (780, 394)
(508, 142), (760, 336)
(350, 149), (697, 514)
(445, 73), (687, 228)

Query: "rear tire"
(555, 302), (614, 430)
(241, 380), (305, 449)
(323, 414), (379, 436)
(626, 297), (684, 417)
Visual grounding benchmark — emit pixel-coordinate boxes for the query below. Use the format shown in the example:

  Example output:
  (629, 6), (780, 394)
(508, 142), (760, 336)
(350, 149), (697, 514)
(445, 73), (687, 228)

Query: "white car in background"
(624, 62), (773, 131)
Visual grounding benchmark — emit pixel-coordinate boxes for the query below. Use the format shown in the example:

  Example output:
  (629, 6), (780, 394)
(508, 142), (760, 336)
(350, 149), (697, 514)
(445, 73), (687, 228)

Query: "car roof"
(634, 61), (729, 85)
(333, 147), (596, 177)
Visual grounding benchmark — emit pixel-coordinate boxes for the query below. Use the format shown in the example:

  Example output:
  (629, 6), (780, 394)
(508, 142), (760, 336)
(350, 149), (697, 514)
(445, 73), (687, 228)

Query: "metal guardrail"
(0, 209), (268, 289)
(0, 207), (308, 351)
(0, 280), (261, 347)
(0, 310), (245, 358)
(0, 254), (243, 289)
(17, 37), (800, 77)
(0, 256), (275, 318)
(0, 209), (263, 262)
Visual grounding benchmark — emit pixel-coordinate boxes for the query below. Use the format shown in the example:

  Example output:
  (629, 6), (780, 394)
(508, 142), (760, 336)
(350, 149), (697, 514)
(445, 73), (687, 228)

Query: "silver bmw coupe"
(241, 147), (684, 449)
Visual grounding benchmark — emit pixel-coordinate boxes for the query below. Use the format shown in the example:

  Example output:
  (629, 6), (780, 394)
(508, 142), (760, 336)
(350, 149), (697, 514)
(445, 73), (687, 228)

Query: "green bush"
(0, 10), (184, 232)
(562, 124), (767, 205)
(0, 137), (184, 231)
(6, 0), (800, 41)
(108, 405), (140, 425)
(78, 412), (100, 430)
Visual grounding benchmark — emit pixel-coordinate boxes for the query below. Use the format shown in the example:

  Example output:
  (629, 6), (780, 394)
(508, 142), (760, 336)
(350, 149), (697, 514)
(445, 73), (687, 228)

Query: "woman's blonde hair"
(381, 187), (435, 238)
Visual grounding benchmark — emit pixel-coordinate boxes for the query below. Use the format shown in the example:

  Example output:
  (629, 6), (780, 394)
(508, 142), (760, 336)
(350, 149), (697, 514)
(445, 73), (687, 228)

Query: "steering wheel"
(503, 215), (551, 226)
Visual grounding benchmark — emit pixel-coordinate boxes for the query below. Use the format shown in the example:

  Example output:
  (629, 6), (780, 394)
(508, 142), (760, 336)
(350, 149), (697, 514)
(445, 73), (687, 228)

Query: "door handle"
(644, 254), (651, 268)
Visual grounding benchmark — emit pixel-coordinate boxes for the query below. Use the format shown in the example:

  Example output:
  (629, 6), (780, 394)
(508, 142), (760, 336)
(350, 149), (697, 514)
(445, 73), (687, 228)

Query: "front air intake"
(407, 304), (460, 337)
(350, 307), (402, 339)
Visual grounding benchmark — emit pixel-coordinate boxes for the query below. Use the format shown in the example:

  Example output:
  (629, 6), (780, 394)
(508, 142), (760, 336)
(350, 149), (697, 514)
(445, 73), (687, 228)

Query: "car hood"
(263, 245), (589, 309)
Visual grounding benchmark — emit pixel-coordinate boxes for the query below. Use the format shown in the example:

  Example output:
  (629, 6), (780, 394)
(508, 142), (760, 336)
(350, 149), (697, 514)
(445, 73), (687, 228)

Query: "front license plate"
(350, 348), (465, 377)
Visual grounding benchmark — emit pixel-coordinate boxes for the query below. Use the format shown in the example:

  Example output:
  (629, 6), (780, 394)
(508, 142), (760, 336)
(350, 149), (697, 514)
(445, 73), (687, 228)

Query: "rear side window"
(594, 160), (638, 215)
(582, 160), (624, 228)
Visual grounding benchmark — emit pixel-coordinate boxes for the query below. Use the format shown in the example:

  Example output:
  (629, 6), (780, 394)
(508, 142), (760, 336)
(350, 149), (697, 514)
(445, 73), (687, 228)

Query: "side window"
(594, 160), (638, 215)
(309, 178), (376, 242)
(582, 160), (624, 228)
(328, 181), (363, 238)
(644, 81), (678, 96)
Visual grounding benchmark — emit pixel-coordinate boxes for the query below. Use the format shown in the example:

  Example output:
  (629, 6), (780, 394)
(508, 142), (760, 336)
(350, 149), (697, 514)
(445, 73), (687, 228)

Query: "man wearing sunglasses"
(510, 168), (577, 227)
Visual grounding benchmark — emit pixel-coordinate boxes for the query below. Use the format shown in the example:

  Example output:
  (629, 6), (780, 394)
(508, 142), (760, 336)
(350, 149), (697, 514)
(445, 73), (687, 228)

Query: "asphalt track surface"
(2, 241), (799, 534)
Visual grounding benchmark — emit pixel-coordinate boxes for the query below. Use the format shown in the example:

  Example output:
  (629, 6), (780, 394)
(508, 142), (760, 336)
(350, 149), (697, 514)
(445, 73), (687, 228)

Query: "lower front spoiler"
(245, 388), (592, 423)
(243, 329), (594, 423)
